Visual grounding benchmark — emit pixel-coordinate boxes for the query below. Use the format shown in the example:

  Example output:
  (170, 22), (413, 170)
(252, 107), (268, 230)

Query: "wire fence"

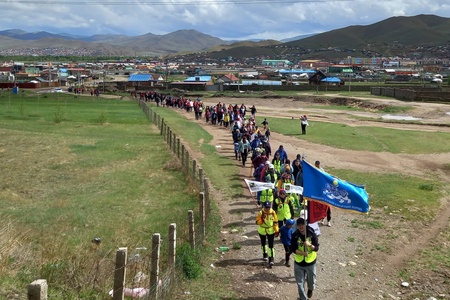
(28, 100), (213, 300)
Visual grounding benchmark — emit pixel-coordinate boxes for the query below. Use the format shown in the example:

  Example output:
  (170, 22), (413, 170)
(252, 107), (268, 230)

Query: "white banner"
(283, 183), (304, 195)
(244, 179), (275, 193)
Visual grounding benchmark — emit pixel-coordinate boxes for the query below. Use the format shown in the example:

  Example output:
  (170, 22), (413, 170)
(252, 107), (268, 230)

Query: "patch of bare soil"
(174, 95), (450, 300)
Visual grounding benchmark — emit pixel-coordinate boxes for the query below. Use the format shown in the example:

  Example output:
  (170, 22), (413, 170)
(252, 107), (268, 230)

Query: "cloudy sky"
(1, 0), (449, 40)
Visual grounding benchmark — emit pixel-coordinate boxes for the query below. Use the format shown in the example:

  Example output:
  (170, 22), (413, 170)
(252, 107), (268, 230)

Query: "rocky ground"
(174, 94), (450, 300)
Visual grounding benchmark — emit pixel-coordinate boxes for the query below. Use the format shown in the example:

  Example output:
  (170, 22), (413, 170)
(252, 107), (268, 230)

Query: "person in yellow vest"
(290, 217), (319, 300)
(273, 189), (295, 228)
(277, 170), (294, 191)
(255, 201), (279, 267)
(287, 192), (301, 216)
(271, 152), (282, 174)
(259, 188), (274, 206)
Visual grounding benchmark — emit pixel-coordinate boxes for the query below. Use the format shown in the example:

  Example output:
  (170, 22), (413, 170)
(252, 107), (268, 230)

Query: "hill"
(199, 14), (450, 60)
(0, 29), (228, 57)
(0, 14), (449, 58)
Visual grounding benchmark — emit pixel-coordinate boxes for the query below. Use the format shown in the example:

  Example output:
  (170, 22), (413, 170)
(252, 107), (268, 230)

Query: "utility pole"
(165, 59), (169, 91)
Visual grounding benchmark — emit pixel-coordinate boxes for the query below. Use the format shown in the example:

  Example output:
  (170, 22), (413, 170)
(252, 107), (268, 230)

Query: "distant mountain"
(0, 14), (449, 58)
(0, 29), (81, 40)
(206, 14), (450, 60)
(0, 28), (227, 56)
(207, 40), (281, 52)
(281, 14), (450, 58)
(281, 34), (316, 43)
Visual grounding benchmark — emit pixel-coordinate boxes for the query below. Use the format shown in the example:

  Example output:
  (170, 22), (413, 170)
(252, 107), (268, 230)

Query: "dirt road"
(174, 95), (450, 300)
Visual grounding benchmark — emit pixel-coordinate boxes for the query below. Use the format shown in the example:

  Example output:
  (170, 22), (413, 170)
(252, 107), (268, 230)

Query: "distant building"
(261, 60), (292, 67)
(218, 73), (239, 84)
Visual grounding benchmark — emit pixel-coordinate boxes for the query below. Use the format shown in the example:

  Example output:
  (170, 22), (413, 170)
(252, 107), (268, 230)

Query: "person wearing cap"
(255, 201), (279, 266)
(273, 189), (295, 229)
(260, 163), (278, 184)
(280, 218), (295, 267)
(277, 166), (294, 192)
(300, 114), (309, 135)
(290, 217), (320, 300)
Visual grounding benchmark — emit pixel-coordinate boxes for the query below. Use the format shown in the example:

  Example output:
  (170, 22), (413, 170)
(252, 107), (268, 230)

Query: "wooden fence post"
(113, 247), (127, 300)
(192, 160), (197, 180)
(199, 193), (206, 238)
(160, 118), (164, 135)
(204, 178), (210, 218)
(199, 168), (204, 192)
(150, 233), (161, 300)
(177, 138), (180, 158)
(167, 127), (171, 145)
(28, 279), (48, 300)
(185, 153), (189, 174)
(172, 133), (177, 153)
(168, 128), (172, 148)
(188, 210), (195, 249)
(168, 223), (177, 268)
(181, 145), (185, 171)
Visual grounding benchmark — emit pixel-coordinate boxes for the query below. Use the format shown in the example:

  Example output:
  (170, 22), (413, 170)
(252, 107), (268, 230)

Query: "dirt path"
(172, 95), (450, 300)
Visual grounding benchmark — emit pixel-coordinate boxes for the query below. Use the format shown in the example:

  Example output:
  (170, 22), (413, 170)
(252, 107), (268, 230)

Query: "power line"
(0, 0), (354, 5)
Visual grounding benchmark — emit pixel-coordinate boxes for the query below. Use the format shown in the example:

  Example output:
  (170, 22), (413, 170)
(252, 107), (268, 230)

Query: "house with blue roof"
(183, 75), (212, 83)
(170, 75), (214, 91)
(128, 73), (158, 89)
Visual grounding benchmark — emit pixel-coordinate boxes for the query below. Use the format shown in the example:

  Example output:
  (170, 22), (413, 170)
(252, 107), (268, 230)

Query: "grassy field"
(0, 93), (208, 298)
(262, 116), (450, 154)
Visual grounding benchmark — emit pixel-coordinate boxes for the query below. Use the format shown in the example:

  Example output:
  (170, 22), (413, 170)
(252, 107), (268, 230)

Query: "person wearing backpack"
(256, 201), (279, 267)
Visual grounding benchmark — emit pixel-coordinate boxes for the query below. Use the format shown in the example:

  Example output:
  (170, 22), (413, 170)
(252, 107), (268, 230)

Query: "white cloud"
(0, 0), (449, 40)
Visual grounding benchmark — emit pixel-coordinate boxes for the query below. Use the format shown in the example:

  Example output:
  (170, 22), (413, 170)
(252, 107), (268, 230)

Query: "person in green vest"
(290, 217), (320, 300)
(255, 201), (279, 267)
(271, 152), (282, 174)
(273, 189), (295, 229)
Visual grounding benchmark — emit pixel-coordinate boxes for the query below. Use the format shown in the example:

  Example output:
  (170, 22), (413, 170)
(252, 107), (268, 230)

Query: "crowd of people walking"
(159, 96), (329, 300)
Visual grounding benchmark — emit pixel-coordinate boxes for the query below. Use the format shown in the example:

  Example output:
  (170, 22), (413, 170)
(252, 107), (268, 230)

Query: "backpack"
(253, 164), (264, 180)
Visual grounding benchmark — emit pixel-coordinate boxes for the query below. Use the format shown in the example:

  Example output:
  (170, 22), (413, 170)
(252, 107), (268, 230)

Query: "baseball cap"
(285, 219), (295, 226)
(263, 201), (272, 208)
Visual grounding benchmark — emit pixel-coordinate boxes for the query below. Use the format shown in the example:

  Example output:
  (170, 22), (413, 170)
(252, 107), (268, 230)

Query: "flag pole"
(244, 179), (264, 208)
(304, 199), (308, 253)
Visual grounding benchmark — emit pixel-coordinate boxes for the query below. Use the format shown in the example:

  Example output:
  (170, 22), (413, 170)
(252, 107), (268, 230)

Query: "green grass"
(329, 169), (442, 221)
(263, 116), (450, 154)
(149, 105), (242, 198)
(0, 94), (199, 298)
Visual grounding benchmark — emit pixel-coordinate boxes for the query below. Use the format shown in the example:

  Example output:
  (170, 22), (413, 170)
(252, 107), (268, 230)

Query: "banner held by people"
(301, 160), (370, 213)
(244, 179), (275, 193)
(283, 183), (303, 195)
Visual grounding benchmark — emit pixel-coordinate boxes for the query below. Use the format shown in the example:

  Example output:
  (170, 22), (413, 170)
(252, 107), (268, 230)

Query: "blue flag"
(302, 160), (370, 213)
